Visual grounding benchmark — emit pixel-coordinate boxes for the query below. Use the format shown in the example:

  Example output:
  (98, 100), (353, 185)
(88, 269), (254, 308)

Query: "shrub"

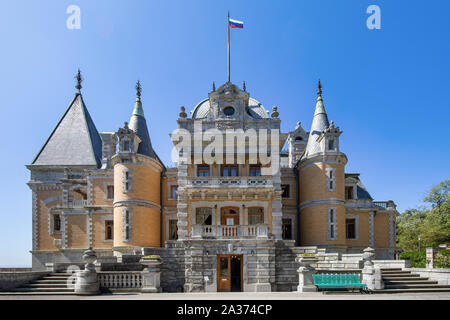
(399, 251), (426, 268)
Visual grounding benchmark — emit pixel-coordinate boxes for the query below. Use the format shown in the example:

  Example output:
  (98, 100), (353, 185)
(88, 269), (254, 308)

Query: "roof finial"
(317, 79), (322, 98)
(136, 80), (142, 101)
(212, 81), (216, 92)
(243, 81), (246, 92)
(75, 69), (83, 93)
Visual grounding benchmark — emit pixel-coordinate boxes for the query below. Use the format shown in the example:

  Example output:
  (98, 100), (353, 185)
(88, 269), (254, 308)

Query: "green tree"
(423, 179), (450, 213)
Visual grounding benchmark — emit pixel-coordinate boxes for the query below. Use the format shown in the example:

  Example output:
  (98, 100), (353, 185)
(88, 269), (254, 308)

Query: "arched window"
(196, 207), (212, 225)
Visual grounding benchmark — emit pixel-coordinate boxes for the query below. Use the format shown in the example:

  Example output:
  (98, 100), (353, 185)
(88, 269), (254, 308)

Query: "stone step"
(23, 283), (70, 288)
(381, 274), (420, 278)
(381, 270), (412, 275)
(31, 279), (71, 284)
(380, 268), (402, 271)
(384, 280), (438, 285)
(0, 292), (77, 296)
(384, 284), (450, 289)
(382, 276), (428, 281)
(49, 273), (74, 276)
(8, 287), (74, 293)
(375, 288), (450, 294)
(41, 276), (72, 280)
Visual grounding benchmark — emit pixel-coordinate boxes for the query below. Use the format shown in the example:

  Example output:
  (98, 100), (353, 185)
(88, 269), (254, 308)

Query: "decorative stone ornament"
(75, 247), (100, 295)
(140, 255), (162, 293)
(179, 106), (187, 118)
(271, 106), (279, 118)
(296, 254), (318, 292)
(361, 247), (383, 290)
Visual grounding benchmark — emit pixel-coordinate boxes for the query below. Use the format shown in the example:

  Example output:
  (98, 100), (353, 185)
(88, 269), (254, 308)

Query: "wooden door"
(217, 255), (231, 292)
(221, 207), (239, 225)
(217, 254), (243, 292)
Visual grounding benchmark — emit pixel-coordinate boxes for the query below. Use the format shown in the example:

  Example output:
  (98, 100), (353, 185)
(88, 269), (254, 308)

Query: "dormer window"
(328, 139), (335, 150)
(123, 140), (130, 151)
(295, 137), (303, 141)
(223, 106), (235, 116)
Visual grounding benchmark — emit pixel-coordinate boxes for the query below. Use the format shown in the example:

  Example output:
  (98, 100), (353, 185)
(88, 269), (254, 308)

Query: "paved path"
(0, 292), (449, 300)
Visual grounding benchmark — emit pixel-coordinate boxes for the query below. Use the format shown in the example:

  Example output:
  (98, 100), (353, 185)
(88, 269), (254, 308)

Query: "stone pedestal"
(296, 255), (318, 292)
(361, 247), (384, 290)
(140, 256), (162, 293)
(75, 248), (100, 295)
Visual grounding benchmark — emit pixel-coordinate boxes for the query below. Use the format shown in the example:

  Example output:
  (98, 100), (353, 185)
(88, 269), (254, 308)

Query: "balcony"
(373, 201), (396, 210)
(69, 199), (88, 208)
(191, 224), (269, 239)
(187, 176), (272, 188)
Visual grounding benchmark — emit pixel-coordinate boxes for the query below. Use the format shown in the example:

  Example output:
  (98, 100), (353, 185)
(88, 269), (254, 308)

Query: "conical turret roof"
(32, 93), (103, 167)
(128, 81), (157, 159)
(303, 80), (330, 158)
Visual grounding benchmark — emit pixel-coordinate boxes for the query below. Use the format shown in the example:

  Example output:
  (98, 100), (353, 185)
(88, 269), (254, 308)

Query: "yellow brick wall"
(36, 190), (62, 251)
(91, 178), (114, 206)
(66, 214), (87, 248)
(300, 204), (346, 246)
(91, 214), (114, 249)
(374, 212), (390, 247)
(345, 211), (370, 247)
(299, 163), (345, 203)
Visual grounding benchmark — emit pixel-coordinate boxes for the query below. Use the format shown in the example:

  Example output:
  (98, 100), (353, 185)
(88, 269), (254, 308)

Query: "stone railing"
(373, 201), (396, 210)
(191, 224), (269, 239)
(188, 176), (272, 188)
(70, 199), (88, 207)
(98, 272), (142, 290)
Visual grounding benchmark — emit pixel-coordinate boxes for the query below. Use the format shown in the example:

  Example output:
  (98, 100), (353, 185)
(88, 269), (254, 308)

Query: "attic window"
(223, 106), (235, 116)
(328, 139), (335, 150)
(295, 137), (303, 141)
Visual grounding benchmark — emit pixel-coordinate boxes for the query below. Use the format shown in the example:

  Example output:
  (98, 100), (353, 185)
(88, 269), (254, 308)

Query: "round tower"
(297, 80), (347, 251)
(111, 81), (164, 256)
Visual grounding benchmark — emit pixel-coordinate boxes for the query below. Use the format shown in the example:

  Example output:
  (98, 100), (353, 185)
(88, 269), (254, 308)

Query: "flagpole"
(228, 11), (230, 83)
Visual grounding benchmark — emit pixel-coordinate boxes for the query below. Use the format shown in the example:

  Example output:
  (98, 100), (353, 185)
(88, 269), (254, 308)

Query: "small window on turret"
(124, 140), (130, 151)
(328, 139), (335, 150)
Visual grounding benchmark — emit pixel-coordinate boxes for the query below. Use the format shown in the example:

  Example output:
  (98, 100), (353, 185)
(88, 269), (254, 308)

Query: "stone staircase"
(378, 268), (450, 293)
(0, 273), (76, 295)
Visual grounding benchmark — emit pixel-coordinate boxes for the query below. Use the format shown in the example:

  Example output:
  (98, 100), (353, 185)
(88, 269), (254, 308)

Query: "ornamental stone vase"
(296, 255), (318, 293)
(75, 247), (100, 295)
(140, 256), (162, 293)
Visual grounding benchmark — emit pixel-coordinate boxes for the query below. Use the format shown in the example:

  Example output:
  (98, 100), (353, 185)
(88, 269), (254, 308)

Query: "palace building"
(27, 72), (398, 292)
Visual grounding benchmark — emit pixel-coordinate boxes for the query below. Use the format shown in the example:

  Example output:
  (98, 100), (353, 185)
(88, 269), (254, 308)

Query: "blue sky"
(0, 0), (449, 266)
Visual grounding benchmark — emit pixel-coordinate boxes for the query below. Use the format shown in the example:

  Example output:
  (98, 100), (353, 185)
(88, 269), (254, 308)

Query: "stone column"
(296, 255), (318, 292)
(361, 247), (384, 290)
(75, 248), (100, 295)
(140, 255), (162, 293)
(177, 164), (189, 240)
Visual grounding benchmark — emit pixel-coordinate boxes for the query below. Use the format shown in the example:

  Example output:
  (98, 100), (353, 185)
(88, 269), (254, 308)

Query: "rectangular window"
(345, 186), (354, 200)
(170, 185), (178, 199)
(123, 209), (132, 241)
(169, 219), (178, 240)
(196, 208), (212, 225)
(282, 218), (292, 240)
(281, 184), (290, 198)
(249, 165), (261, 177)
(53, 214), (61, 232)
(326, 168), (336, 192)
(123, 140), (130, 151)
(197, 165), (210, 177)
(328, 208), (337, 240)
(105, 220), (113, 240)
(346, 218), (356, 239)
(248, 207), (264, 225)
(221, 164), (238, 177)
(106, 185), (114, 199)
(328, 139), (335, 150)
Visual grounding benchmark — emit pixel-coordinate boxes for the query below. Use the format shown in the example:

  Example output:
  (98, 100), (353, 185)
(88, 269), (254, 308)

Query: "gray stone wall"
(0, 271), (49, 291)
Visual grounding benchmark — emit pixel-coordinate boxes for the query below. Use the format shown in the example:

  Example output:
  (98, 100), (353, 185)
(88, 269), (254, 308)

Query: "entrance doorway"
(217, 254), (243, 292)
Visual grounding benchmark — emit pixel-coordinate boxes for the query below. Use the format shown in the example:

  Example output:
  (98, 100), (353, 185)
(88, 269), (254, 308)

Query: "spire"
(303, 79), (330, 158)
(132, 80), (145, 117)
(128, 81), (156, 158)
(75, 69), (83, 93)
(212, 81), (216, 92)
(243, 80), (246, 92)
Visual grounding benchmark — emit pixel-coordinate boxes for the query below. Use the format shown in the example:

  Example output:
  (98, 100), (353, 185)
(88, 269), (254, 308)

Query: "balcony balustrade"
(191, 224), (269, 239)
(187, 176), (272, 188)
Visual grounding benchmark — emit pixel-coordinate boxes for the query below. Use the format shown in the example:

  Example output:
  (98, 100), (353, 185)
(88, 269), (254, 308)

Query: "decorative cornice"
(113, 199), (161, 210)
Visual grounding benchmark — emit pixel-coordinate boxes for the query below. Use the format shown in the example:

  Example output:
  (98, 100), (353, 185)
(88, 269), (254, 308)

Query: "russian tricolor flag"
(229, 18), (244, 28)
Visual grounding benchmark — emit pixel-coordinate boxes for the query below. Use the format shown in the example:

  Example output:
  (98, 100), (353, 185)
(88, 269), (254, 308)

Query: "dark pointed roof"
(128, 82), (157, 159)
(32, 93), (103, 167)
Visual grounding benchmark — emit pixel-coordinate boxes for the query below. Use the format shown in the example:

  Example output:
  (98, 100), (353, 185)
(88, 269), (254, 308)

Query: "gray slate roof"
(190, 97), (269, 119)
(128, 99), (157, 159)
(303, 96), (330, 158)
(32, 94), (102, 167)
